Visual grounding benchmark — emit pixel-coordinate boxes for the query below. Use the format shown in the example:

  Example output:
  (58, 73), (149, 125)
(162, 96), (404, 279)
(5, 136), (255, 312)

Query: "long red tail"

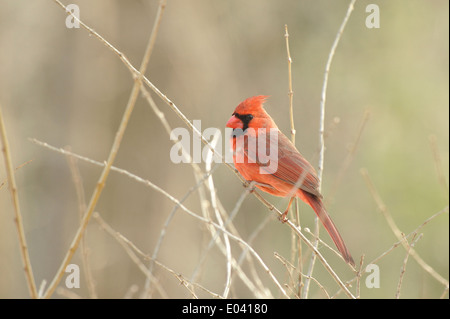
(303, 193), (355, 266)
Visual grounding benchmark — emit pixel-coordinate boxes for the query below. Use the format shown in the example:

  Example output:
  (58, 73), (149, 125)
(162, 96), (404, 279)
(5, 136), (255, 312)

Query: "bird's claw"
(279, 210), (289, 223)
(243, 181), (257, 193)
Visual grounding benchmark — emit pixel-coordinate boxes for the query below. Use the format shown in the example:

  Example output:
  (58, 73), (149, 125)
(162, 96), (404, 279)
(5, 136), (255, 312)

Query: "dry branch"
(43, 0), (167, 299)
(0, 104), (38, 298)
(303, 0), (357, 299)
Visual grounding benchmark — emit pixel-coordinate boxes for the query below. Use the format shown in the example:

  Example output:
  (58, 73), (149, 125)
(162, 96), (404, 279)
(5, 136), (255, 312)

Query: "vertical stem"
(285, 24), (303, 297)
(0, 104), (38, 298)
(303, 0), (356, 299)
(285, 25), (296, 144)
(43, 0), (167, 299)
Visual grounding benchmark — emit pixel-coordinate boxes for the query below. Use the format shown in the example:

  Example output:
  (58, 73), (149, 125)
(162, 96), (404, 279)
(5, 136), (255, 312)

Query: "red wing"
(244, 130), (322, 198)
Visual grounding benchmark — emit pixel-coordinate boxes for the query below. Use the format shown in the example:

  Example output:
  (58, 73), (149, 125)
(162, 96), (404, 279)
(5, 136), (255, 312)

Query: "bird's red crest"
(234, 95), (270, 115)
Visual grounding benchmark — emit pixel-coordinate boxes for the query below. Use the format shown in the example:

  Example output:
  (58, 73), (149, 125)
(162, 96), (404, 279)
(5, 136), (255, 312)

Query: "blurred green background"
(0, 0), (448, 298)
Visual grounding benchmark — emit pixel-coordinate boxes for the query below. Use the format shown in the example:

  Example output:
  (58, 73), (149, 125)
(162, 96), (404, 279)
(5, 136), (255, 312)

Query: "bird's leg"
(243, 180), (257, 193)
(280, 196), (295, 223)
(243, 180), (276, 193)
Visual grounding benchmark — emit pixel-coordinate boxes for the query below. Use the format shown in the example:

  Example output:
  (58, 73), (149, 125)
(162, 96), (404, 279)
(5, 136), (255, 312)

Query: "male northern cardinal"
(226, 95), (355, 266)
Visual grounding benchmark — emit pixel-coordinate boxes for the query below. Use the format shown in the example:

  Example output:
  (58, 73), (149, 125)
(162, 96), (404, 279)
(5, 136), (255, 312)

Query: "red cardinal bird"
(226, 95), (355, 266)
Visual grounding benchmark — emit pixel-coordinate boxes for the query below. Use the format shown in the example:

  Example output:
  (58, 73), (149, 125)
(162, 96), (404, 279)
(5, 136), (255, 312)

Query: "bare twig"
(355, 255), (365, 299)
(43, 0), (167, 299)
(146, 167), (217, 294)
(284, 221), (355, 298)
(285, 24), (295, 144)
(111, 221), (223, 299)
(304, 227), (347, 263)
(300, 273), (330, 299)
(371, 207), (448, 267)
(219, 185), (271, 297)
(304, 0), (357, 299)
(0, 104), (38, 298)
(361, 168), (449, 287)
(93, 213), (170, 298)
(38, 280), (47, 298)
(64, 147), (97, 298)
(0, 159), (33, 190)
(284, 24), (303, 296)
(205, 132), (232, 298)
(274, 252), (299, 298)
(317, 0), (356, 185)
(190, 181), (271, 299)
(395, 233), (422, 299)
(275, 252), (331, 299)
(332, 206), (449, 298)
(139, 82), (205, 297)
(234, 214), (274, 298)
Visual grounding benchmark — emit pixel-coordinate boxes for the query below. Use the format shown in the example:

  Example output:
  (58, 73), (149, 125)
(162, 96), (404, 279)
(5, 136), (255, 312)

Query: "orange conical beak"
(226, 115), (243, 129)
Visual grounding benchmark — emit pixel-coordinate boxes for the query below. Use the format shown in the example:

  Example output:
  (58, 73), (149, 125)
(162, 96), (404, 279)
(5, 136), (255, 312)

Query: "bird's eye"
(246, 114), (254, 121)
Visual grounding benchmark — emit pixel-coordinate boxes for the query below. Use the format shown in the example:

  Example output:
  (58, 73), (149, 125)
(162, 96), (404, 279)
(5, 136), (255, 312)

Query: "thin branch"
(361, 168), (449, 287)
(373, 207), (448, 267)
(190, 182), (270, 298)
(64, 147), (97, 299)
(355, 255), (365, 299)
(299, 273), (330, 299)
(234, 214), (274, 298)
(0, 159), (33, 190)
(53, 0), (138, 76)
(38, 280), (47, 298)
(304, 0), (356, 299)
(395, 233), (422, 299)
(332, 206), (449, 298)
(318, 0), (356, 183)
(139, 79), (205, 297)
(93, 213), (171, 299)
(146, 167), (217, 295)
(304, 227), (348, 263)
(43, 0), (167, 299)
(96, 212), (223, 299)
(274, 252), (299, 298)
(205, 132), (232, 298)
(274, 252), (331, 299)
(284, 221), (355, 298)
(285, 24), (295, 144)
(0, 104), (38, 298)
(284, 24), (303, 296)
(395, 234), (411, 299)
